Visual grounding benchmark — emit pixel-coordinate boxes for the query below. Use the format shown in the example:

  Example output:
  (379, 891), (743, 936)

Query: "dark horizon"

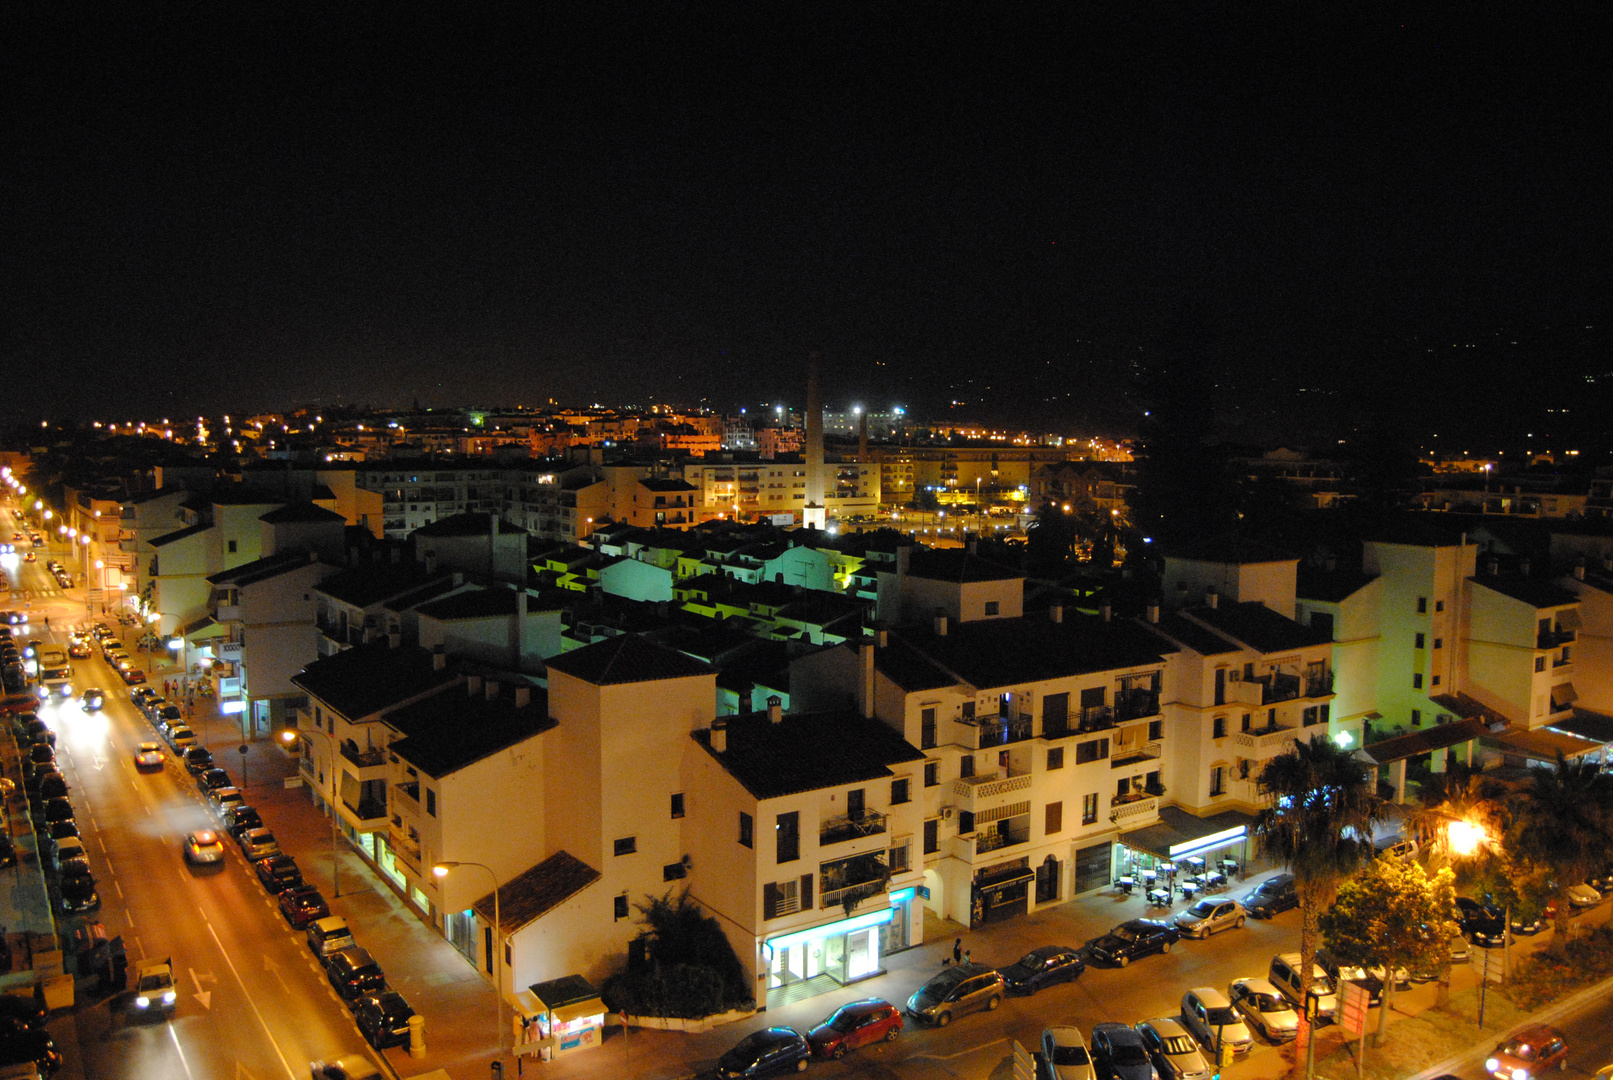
(5, 5), (1609, 450)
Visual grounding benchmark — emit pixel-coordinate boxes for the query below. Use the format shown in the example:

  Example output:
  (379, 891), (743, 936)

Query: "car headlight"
(163, 990), (176, 1004)
(1512, 1070), (1528, 1080)
(135, 995), (149, 1008)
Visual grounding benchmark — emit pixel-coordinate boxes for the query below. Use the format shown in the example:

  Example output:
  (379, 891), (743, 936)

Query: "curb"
(1408, 968), (1613, 1080)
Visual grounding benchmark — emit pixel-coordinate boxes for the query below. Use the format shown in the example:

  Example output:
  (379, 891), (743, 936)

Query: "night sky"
(5, 4), (1609, 447)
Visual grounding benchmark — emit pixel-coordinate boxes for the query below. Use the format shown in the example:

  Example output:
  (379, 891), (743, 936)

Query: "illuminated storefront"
(514, 975), (606, 1061)
(763, 889), (916, 1008)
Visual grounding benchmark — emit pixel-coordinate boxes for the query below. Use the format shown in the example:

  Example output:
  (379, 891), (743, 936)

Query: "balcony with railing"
(1304, 671), (1335, 698)
(1110, 792), (1162, 825)
(1539, 628), (1577, 649)
(819, 852), (890, 912)
(1110, 740), (1163, 768)
(819, 810), (889, 848)
(340, 739), (388, 781)
(388, 823), (422, 874)
(1232, 723), (1301, 755)
(1114, 690), (1161, 721)
(342, 795), (389, 827)
(974, 815), (1032, 856)
(1258, 673), (1302, 704)
(975, 714), (1033, 750)
(952, 772), (1033, 815)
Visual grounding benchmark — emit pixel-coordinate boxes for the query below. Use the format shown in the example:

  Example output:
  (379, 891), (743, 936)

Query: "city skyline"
(5, 6), (1609, 446)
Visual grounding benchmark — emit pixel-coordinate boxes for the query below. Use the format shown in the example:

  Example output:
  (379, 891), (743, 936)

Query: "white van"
(1269, 953), (1337, 1021)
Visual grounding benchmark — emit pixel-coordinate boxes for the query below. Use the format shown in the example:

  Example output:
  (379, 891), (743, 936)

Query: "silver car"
(1173, 895), (1246, 939)
(1180, 987), (1254, 1058)
(1041, 1025), (1096, 1080)
(1229, 978), (1299, 1043)
(1136, 1018), (1215, 1080)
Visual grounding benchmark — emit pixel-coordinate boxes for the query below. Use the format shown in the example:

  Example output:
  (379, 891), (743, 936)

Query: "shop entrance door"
(1035, 855), (1059, 903)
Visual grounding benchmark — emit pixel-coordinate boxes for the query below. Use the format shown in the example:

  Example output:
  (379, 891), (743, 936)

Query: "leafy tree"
(1508, 754), (1613, 943)
(600, 889), (753, 1018)
(1256, 736), (1385, 1076)
(1320, 859), (1456, 1047)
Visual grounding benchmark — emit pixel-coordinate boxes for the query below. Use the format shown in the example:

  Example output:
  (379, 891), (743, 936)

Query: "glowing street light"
(1447, 818), (1486, 857)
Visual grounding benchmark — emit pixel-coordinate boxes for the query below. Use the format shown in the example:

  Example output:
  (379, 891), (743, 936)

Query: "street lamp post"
(434, 861), (503, 1056)
(282, 727), (343, 897)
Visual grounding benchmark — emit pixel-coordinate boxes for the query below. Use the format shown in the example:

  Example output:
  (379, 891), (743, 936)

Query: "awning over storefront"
(1551, 683), (1578, 708)
(764, 906), (893, 955)
(1119, 807), (1257, 862)
(975, 868), (1035, 889)
(1484, 725), (1600, 763)
(181, 616), (229, 641)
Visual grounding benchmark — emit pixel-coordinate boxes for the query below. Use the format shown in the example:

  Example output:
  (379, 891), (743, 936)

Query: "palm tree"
(1509, 754), (1613, 944)
(1257, 735), (1385, 1080)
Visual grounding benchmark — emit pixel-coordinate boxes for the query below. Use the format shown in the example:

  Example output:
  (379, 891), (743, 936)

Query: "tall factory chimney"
(804, 350), (827, 528)
(857, 408), (869, 461)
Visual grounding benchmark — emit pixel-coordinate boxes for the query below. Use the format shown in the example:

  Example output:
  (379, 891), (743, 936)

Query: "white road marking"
(166, 1023), (200, 1080)
(113, 880), (123, 900)
(203, 918), (300, 1080)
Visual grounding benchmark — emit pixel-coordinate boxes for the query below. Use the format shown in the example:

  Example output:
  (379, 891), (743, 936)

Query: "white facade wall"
(1162, 557), (1299, 614)
(1362, 540), (1474, 730)
(1562, 577), (1613, 715)
(238, 561), (339, 699)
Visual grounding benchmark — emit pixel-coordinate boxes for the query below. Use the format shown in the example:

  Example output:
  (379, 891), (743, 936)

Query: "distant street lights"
(434, 861), (504, 1056)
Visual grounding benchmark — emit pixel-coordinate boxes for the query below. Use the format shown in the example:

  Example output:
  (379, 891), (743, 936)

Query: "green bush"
(602, 962), (728, 1019)
(1506, 925), (1613, 1010)
(599, 889), (755, 1019)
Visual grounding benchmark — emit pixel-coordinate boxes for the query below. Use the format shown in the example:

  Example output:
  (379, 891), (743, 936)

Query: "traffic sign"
(1338, 979), (1371, 1036)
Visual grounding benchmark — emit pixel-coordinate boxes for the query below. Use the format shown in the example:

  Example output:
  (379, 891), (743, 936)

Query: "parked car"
(310, 1057), (382, 1080)
(1180, 987), (1253, 1057)
(1508, 906), (1545, 936)
(354, 989), (416, 1050)
(1241, 874), (1298, 918)
(164, 724), (196, 750)
(184, 830), (226, 865)
(1456, 897), (1509, 947)
(254, 855), (304, 894)
(0, 1025), (62, 1074)
(904, 963), (1004, 1026)
(1091, 1022), (1157, 1080)
(1269, 953), (1337, 1022)
(1565, 882), (1601, 908)
(997, 945), (1085, 994)
(57, 858), (99, 912)
(66, 638), (90, 659)
(226, 805), (264, 840)
(120, 667), (146, 686)
(129, 687), (159, 710)
(48, 837), (86, 871)
(33, 774), (68, 803)
(1314, 948), (1406, 1006)
(1486, 1025), (1568, 1080)
(38, 798), (74, 830)
(326, 947), (386, 1004)
(806, 998), (901, 1059)
(1085, 919), (1180, 967)
(240, 828), (281, 862)
(197, 768), (233, 795)
(1174, 896), (1246, 939)
(1229, 978), (1300, 1043)
(182, 746), (214, 775)
(279, 884), (331, 929)
(1136, 1017), (1216, 1080)
(716, 1027), (812, 1078)
(1041, 1025), (1096, 1080)
(0, 834), (16, 869)
(133, 743), (164, 771)
(208, 787), (244, 819)
(307, 916), (354, 960)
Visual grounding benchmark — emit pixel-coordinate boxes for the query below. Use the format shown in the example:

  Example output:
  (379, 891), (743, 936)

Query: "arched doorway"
(1035, 855), (1059, 904)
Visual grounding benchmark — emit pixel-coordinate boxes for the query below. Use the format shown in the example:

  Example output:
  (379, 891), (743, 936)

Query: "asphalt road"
(2, 506), (383, 1080)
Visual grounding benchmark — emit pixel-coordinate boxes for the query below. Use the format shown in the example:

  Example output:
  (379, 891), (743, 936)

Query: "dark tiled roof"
(123, 488), (180, 505)
(1142, 613), (1241, 656)
(291, 641), (458, 720)
(1185, 602), (1331, 654)
(318, 564), (449, 608)
(381, 579), (465, 613)
(695, 708), (925, 799)
(1361, 518), (1469, 548)
(416, 588), (525, 620)
(208, 551), (314, 587)
(890, 613), (1170, 689)
(873, 637), (960, 692)
(150, 522), (211, 547)
(473, 852), (600, 935)
(1470, 575), (1579, 610)
(209, 487), (286, 506)
(259, 501), (346, 524)
(546, 633), (715, 685)
(412, 512), (528, 537)
(1296, 564), (1377, 603)
(639, 477), (697, 492)
(388, 684), (553, 778)
(904, 549), (1021, 583)
(774, 592), (870, 626)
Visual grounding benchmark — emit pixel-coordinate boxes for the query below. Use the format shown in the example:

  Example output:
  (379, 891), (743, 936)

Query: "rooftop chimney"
(387, 630), (402, 648)
(467, 674), (483, 697)
(858, 639), (875, 719)
(348, 545), (360, 567)
(767, 695), (783, 724)
(1099, 602), (1111, 623)
(1146, 601), (1161, 624)
(710, 718), (728, 753)
(432, 647), (446, 671)
(1574, 561), (1587, 581)
(933, 611), (948, 637)
(514, 686), (531, 708)
(804, 352), (825, 519)
(1049, 604), (1064, 624)
(875, 625), (888, 648)
(1519, 556), (1531, 577)
(1487, 556), (1501, 576)
(1205, 587), (1219, 609)
(485, 679), (499, 701)
(1324, 554), (1337, 572)
(425, 550), (438, 575)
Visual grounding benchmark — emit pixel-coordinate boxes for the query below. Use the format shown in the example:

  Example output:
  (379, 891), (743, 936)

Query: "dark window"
(984, 601), (1000, 616)
(613, 895), (629, 920)
(923, 819), (939, 854)
(1415, 632), (1426, 649)
(670, 792), (684, 819)
(614, 836), (636, 856)
(920, 707), (937, 749)
(1047, 747), (1065, 770)
(1082, 793), (1098, 824)
(1435, 600), (1444, 612)
(959, 754), (975, 778)
(924, 761), (939, 787)
(960, 701), (975, 722)
(1045, 801), (1063, 835)
(776, 812), (799, 863)
(1417, 597), (1427, 614)
(1075, 738), (1109, 764)
(847, 788), (865, 819)
(1432, 674), (1442, 686)
(1434, 638), (1443, 649)
(739, 812), (753, 848)
(1148, 720), (1163, 741)
(1413, 673), (1423, 689)
(958, 809), (975, 833)
(425, 789), (436, 817)
(227, 539), (238, 554)
(663, 862), (687, 882)
(1209, 766), (1225, 797)
(891, 778), (910, 804)
(1213, 716), (1227, 739)
(1309, 612), (1334, 639)
(1535, 656), (1546, 672)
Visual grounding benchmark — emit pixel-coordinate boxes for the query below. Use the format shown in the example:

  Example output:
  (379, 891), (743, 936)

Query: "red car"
(120, 667), (147, 686)
(807, 998), (903, 1059)
(279, 884), (330, 928)
(1486, 1024), (1567, 1080)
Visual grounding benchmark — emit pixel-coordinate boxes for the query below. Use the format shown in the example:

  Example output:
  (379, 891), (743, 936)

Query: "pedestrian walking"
(952, 938), (962, 965)
(964, 949), (971, 965)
